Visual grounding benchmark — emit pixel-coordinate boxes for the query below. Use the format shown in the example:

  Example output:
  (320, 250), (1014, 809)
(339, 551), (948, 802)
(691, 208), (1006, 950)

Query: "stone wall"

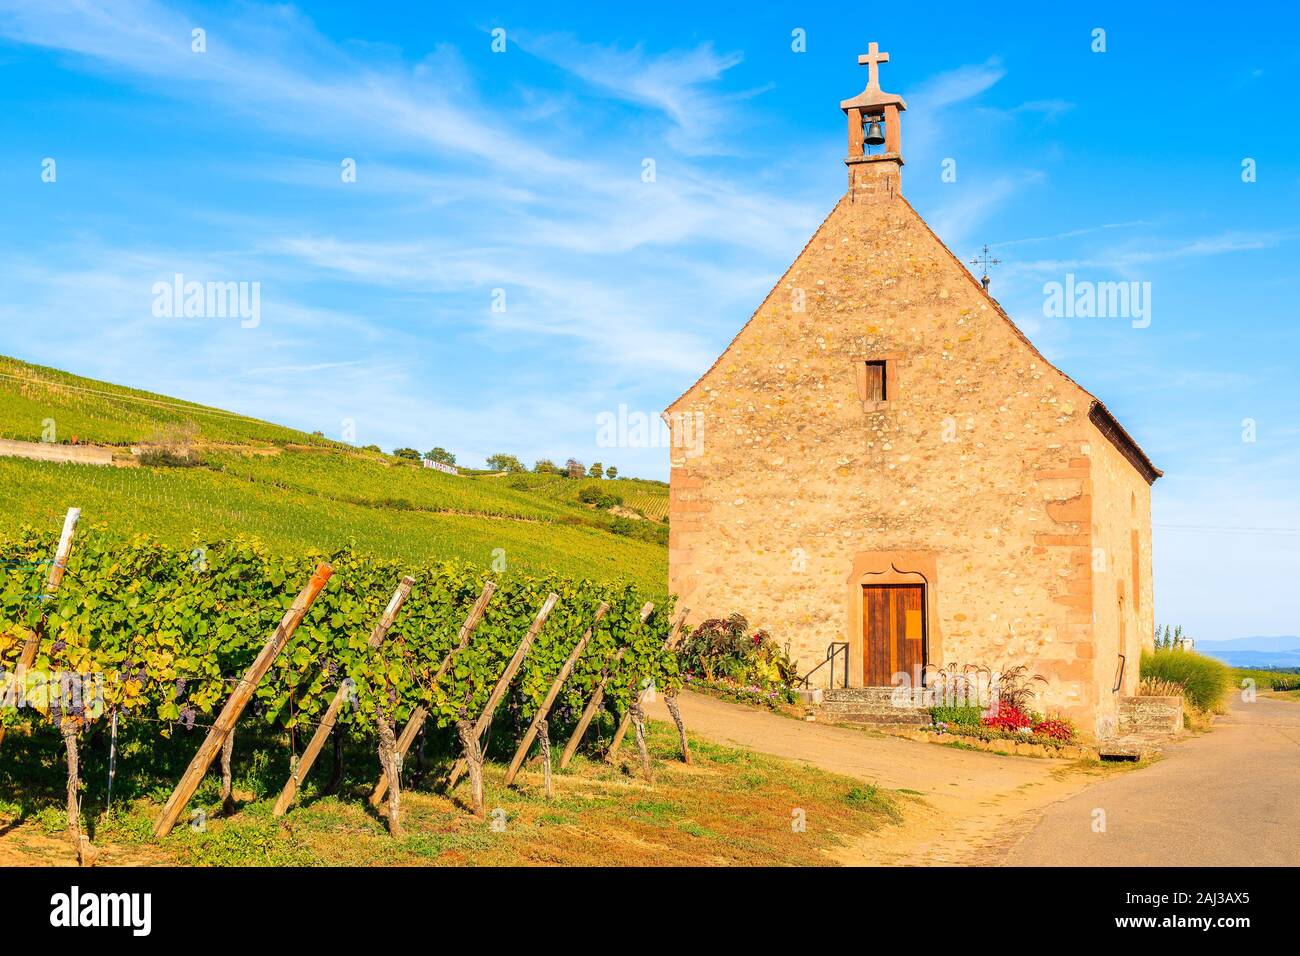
(1087, 427), (1156, 734)
(667, 160), (1156, 735)
(0, 438), (113, 466)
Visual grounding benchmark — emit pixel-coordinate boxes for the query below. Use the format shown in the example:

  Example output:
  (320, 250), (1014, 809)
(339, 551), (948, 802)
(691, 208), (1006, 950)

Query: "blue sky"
(0, 0), (1297, 641)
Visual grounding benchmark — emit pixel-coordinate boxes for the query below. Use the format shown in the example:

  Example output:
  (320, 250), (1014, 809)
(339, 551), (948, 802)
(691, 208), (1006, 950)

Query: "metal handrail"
(796, 642), (850, 689)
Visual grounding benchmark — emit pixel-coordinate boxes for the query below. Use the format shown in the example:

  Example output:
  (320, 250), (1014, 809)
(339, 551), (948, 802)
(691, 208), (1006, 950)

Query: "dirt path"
(1002, 694), (1300, 865)
(646, 690), (1100, 865)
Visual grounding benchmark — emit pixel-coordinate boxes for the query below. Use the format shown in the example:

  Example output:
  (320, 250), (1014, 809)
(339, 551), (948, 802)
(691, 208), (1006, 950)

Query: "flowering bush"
(1031, 717), (1075, 741)
(982, 701), (1033, 731)
(684, 674), (798, 710)
(680, 613), (798, 688)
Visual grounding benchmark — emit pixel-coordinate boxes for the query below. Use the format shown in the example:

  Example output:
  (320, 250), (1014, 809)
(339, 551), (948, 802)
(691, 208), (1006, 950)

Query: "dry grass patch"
(0, 724), (899, 867)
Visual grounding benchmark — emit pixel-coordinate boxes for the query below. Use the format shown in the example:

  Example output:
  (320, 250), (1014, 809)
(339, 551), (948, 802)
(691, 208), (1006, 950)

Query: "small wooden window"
(864, 361), (887, 402)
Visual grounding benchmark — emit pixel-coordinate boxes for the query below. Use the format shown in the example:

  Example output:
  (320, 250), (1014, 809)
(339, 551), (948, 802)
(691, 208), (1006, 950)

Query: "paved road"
(1003, 695), (1300, 866)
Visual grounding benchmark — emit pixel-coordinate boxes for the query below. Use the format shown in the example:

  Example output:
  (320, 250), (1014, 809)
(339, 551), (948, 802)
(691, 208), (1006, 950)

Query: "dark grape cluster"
(179, 706), (197, 730)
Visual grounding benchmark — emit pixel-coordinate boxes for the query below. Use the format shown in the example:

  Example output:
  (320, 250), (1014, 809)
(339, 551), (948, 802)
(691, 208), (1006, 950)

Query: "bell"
(864, 118), (886, 147)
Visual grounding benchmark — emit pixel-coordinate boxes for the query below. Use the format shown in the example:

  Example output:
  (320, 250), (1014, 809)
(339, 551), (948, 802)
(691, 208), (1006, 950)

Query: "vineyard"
(622, 491), (670, 522)
(0, 354), (668, 592)
(0, 509), (688, 862)
(0, 355), (330, 447)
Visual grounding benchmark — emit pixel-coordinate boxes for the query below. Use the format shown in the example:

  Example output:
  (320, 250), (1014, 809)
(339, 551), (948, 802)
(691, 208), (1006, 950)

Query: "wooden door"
(862, 584), (925, 686)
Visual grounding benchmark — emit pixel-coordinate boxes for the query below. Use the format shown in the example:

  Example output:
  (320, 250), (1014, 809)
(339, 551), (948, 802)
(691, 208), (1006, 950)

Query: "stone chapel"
(663, 43), (1161, 737)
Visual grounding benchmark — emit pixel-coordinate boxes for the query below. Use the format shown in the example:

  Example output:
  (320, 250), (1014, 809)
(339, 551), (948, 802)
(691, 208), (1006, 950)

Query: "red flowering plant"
(983, 700), (1034, 732)
(1031, 716), (1076, 741)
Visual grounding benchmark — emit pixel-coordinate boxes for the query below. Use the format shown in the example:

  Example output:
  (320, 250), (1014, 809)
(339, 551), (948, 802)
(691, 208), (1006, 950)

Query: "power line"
(1155, 523), (1300, 537)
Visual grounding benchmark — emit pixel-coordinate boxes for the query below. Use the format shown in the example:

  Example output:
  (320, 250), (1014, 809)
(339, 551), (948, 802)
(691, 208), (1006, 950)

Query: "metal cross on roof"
(857, 42), (890, 91)
(970, 244), (1001, 274)
(970, 244), (1001, 291)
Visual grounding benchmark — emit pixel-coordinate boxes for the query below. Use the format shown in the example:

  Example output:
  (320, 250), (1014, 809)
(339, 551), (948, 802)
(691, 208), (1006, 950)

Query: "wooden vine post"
(663, 686), (692, 765)
(274, 575), (416, 817)
(49, 511), (91, 863)
(369, 580), (495, 807)
(375, 695), (402, 836)
(503, 602), (609, 792)
(448, 593), (559, 814)
(60, 710), (94, 866)
(219, 731), (236, 815)
(558, 602), (654, 770)
(12, 509), (91, 864)
(607, 606), (691, 765)
(0, 507), (80, 751)
(152, 562), (333, 838)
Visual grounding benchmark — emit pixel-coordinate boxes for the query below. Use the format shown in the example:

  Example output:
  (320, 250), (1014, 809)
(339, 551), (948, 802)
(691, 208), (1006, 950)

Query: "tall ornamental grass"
(1140, 648), (1231, 712)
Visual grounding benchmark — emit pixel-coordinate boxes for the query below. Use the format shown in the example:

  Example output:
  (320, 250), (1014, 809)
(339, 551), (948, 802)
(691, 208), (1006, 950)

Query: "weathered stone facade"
(664, 60), (1159, 738)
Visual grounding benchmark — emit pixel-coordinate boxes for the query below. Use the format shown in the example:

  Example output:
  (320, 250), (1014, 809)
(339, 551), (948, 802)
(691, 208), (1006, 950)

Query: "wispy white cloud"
(911, 58), (1006, 110)
(514, 32), (760, 155)
(928, 173), (1043, 248)
(0, 0), (580, 177)
(999, 229), (1294, 280)
(1009, 98), (1074, 121)
(994, 220), (1152, 248)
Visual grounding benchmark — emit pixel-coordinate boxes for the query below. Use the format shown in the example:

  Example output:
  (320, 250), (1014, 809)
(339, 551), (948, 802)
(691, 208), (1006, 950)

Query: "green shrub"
(138, 449), (203, 468)
(577, 484), (623, 509)
(681, 613), (797, 688)
(1140, 649), (1231, 711)
(929, 705), (984, 726)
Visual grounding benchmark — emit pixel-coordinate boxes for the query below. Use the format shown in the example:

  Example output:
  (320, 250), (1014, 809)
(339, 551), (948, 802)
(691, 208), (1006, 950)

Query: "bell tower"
(841, 41), (906, 198)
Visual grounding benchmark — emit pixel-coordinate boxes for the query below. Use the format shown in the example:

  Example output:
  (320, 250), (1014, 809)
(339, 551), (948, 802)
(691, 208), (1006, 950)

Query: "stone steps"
(815, 686), (933, 726)
(1097, 734), (1163, 760)
(825, 711), (933, 727)
(1118, 695), (1183, 737)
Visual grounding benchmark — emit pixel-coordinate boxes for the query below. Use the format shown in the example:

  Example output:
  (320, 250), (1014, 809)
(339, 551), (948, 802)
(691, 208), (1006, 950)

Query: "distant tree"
(579, 484), (622, 509)
(533, 458), (562, 475)
(486, 453), (526, 473)
(361, 444), (382, 453)
(588, 462), (604, 480)
(393, 447), (421, 461)
(424, 447), (456, 465)
(606, 466), (618, 479)
(565, 458), (586, 479)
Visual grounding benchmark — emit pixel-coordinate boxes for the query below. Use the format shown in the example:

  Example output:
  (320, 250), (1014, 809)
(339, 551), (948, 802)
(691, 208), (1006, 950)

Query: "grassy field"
(0, 722), (900, 867)
(0, 355), (668, 592)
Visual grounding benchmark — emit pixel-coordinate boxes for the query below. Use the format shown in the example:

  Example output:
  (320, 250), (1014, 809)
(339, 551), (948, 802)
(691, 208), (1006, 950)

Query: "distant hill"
(0, 355), (668, 591)
(1196, 636), (1300, 668)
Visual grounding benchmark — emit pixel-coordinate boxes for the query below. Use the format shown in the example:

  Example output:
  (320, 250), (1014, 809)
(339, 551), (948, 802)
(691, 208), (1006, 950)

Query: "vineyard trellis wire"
(0, 509), (685, 863)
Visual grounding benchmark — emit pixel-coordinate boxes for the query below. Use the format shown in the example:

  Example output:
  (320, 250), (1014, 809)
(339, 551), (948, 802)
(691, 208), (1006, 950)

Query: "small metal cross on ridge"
(858, 42), (890, 90)
(970, 244), (1001, 290)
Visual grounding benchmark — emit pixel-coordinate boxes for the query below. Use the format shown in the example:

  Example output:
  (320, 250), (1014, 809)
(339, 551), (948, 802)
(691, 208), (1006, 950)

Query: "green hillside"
(0, 356), (668, 592)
